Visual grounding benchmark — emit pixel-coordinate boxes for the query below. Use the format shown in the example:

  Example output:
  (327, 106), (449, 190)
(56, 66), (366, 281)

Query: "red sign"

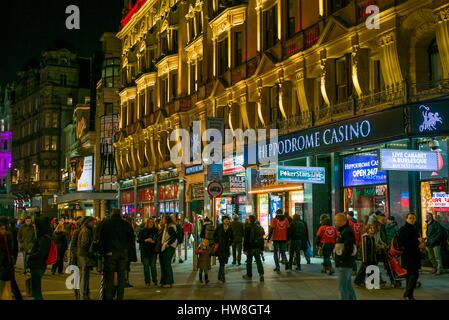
(138, 187), (154, 203)
(207, 181), (223, 198)
(121, 191), (134, 204)
(159, 186), (165, 201)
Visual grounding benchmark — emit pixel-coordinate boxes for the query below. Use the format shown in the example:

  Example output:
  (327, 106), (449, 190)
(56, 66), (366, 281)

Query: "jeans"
(322, 243), (334, 269)
(142, 253), (158, 285)
(273, 241), (287, 269)
(78, 256), (91, 300)
(23, 252), (30, 272)
(246, 249), (264, 277)
(160, 247), (175, 285)
(404, 269), (419, 299)
(232, 241), (243, 264)
(428, 246), (443, 272)
(338, 267), (357, 300)
(30, 268), (45, 300)
(288, 240), (302, 269)
(51, 248), (65, 274)
(103, 252), (127, 300)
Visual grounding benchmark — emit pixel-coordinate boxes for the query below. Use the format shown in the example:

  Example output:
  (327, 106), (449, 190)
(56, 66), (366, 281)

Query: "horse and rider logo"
(419, 105), (443, 133)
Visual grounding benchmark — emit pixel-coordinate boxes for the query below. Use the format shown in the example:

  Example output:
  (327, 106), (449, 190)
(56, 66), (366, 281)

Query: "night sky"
(1, 0), (123, 86)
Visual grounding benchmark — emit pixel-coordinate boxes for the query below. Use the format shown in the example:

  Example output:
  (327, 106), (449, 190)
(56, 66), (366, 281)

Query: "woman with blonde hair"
(51, 223), (68, 275)
(138, 217), (159, 287)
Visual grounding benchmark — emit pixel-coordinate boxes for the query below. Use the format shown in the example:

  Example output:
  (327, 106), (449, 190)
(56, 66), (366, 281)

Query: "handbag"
(306, 241), (313, 258)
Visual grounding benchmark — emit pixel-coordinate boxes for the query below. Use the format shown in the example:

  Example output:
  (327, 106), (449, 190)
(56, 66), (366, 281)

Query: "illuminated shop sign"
(245, 107), (405, 163)
(409, 100), (449, 135)
(276, 166), (325, 184)
(343, 154), (387, 187)
(69, 155), (94, 192)
(185, 164), (203, 175)
(429, 192), (449, 208)
(379, 149), (438, 171)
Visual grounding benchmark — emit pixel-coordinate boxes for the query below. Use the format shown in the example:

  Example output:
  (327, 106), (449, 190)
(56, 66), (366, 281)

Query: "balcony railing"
(209, 0), (248, 21)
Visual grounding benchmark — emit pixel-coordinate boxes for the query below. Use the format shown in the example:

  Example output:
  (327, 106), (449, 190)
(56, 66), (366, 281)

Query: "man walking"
(242, 215), (265, 282)
(287, 214), (306, 271)
(77, 217), (96, 300)
(17, 216), (35, 274)
(425, 213), (447, 275)
(230, 214), (244, 266)
(98, 209), (134, 300)
(269, 209), (289, 272)
(334, 213), (357, 300)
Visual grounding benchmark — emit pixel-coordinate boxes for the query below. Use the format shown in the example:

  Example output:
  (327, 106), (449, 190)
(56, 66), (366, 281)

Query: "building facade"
(11, 45), (91, 217)
(115, 0), (449, 239)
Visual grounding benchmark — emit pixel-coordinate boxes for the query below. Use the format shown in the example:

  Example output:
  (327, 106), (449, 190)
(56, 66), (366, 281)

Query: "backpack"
(291, 220), (306, 239)
(205, 224), (215, 240)
(176, 225), (184, 244)
(249, 224), (265, 248)
(46, 239), (58, 265)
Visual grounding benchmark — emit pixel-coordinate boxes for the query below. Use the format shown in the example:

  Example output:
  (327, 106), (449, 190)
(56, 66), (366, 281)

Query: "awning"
(56, 192), (117, 204)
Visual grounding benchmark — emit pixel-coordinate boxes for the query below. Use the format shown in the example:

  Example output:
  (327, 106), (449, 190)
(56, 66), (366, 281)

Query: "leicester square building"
(114, 0), (449, 242)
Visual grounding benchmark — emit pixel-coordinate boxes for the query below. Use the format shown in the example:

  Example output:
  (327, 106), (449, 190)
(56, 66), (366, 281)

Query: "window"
(161, 31), (168, 56)
(52, 113), (58, 128)
(171, 73), (178, 100)
(287, 0), (297, 38)
(330, 0), (349, 14)
(197, 61), (203, 87)
(196, 12), (203, 36)
(60, 57), (68, 65)
(263, 6), (278, 50)
(234, 32), (243, 67)
(67, 97), (73, 106)
(60, 74), (67, 86)
(44, 136), (57, 151)
(129, 100), (135, 125)
(373, 60), (384, 93)
(161, 77), (168, 107)
(140, 93), (145, 119)
(190, 63), (196, 94)
(122, 104), (128, 127)
(429, 39), (442, 83)
(335, 56), (350, 104)
(104, 103), (113, 116)
(188, 19), (195, 42)
(102, 58), (120, 88)
(172, 29), (179, 54)
(218, 38), (229, 75)
(45, 113), (51, 128)
(148, 90), (154, 114)
(269, 86), (281, 125)
(84, 96), (91, 104)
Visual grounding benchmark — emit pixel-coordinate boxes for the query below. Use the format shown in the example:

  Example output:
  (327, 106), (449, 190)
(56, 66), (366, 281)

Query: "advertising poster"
(343, 154), (387, 187)
(380, 149), (438, 171)
(69, 155), (94, 192)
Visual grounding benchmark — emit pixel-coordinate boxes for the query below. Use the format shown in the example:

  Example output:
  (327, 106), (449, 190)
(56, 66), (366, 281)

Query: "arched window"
(428, 38), (442, 83)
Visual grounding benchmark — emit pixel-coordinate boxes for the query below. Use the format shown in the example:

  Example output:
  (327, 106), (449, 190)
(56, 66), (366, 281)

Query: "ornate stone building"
(115, 0), (449, 228)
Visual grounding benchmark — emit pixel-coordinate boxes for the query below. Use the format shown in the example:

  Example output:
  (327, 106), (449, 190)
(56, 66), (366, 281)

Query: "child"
(196, 239), (211, 284)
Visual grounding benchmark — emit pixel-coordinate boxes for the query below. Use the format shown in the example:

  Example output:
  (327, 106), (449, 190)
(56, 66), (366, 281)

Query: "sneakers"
(242, 275), (252, 280)
(260, 276), (264, 282)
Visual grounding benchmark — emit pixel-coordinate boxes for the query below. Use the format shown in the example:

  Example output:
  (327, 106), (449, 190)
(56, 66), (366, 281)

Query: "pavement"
(12, 248), (449, 300)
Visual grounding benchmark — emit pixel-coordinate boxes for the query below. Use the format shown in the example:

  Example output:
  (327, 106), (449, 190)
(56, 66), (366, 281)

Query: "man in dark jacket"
(398, 213), (421, 300)
(287, 214), (306, 271)
(77, 217), (96, 300)
(334, 213), (357, 300)
(213, 216), (233, 283)
(98, 209), (134, 300)
(230, 214), (244, 266)
(17, 216), (35, 273)
(242, 215), (264, 282)
(425, 213), (447, 275)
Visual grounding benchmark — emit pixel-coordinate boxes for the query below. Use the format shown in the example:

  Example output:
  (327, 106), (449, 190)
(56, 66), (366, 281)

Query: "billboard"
(379, 149), (438, 171)
(69, 155), (94, 192)
(276, 166), (326, 184)
(343, 154), (387, 187)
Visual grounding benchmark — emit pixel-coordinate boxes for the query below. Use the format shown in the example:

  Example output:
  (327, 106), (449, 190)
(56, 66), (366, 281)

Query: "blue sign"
(207, 163), (223, 181)
(343, 154), (387, 187)
(276, 166), (326, 184)
(185, 164), (203, 175)
(380, 149), (438, 171)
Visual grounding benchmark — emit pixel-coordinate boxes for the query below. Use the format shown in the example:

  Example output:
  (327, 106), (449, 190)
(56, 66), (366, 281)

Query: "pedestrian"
(299, 215), (311, 264)
(0, 218), (22, 300)
(175, 217), (184, 264)
(214, 215), (233, 283)
(8, 219), (19, 268)
(98, 208), (134, 300)
(17, 216), (35, 274)
(230, 214), (244, 266)
(158, 215), (177, 288)
(77, 217), (97, 300)
(354, 224), (378, 287)
(182, 218), (193, 249)
(269, 209), (289, 272)
(316, 214), (337, 275)
(69, 216), (84, 300)
(201, 217), (215, 251)
(386, 216), (399, 245)
(27, 218), (52, 300)
(373, 212), (394, 287)
(138, 218), (159, 288)
(334, 213), (357, 300)
(51, 224), (68, 275)
(425, 213), (447, 275)
(242, 215), (265, 282)
(398, 213), (422, 300)
(346, 211), (362, 275)
(287, 214), (307, 271)
(124, 216), (137, 288)
(255, 221), (265, 262)
(195, 239), (211, 285)
(0, 221), (13, 300)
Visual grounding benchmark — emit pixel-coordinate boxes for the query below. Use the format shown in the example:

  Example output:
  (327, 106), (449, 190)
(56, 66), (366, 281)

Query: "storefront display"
(121, 190), (135, 216)
(289, 190), (304, 217)
(159, 182), (179, 216)
(258, 194), (269, 236)
(138, 186), (155, 218)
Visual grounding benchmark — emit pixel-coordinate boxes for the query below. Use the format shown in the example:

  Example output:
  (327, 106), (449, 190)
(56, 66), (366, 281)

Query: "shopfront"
(137, 175), (155, 219)
(185, 164), (205, 219)
(158, 170), (181, 216)
(121, 189), (135, 216)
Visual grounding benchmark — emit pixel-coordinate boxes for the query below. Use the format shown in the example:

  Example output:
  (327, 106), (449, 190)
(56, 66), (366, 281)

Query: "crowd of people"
(0, 207), (448, 301)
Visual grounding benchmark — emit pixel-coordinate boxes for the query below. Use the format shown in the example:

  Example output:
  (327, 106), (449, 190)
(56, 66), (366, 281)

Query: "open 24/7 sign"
(207, 181), (223, 198)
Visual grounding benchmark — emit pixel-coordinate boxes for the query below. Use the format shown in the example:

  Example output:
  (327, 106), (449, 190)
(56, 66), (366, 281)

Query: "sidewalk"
(13, 249), (449, 300)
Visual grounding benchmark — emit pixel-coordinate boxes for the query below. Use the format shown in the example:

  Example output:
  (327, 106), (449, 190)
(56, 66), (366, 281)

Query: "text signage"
(185, 164), (204, 175)
(207, 163), (223, 181)
(429, 192), (449, 208)
(229, 174), (246, 193)
(245, 107), (405, 163)
(379, 149), (438, 171)
(343, 154), (387, 187)
(276, 166), (326, 184)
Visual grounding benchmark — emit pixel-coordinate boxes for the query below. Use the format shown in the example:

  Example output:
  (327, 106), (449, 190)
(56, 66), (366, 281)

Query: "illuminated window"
(67, 97), (73, 106)
(102, 58), (120, 88)
(60, 74), (67, 86)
